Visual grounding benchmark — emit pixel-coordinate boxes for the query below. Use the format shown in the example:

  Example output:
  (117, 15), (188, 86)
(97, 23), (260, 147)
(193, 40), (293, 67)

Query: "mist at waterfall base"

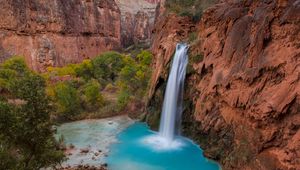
(107, 43), (220, 170)
(106, 123), (220, 170)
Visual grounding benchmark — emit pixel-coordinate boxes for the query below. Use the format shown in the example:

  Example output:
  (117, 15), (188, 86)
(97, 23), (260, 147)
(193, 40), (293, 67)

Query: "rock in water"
(80, 148), (90, 154)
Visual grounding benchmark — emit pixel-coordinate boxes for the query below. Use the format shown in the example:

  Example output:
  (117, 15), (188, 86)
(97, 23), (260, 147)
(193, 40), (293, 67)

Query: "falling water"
(159, 43), (189, 141)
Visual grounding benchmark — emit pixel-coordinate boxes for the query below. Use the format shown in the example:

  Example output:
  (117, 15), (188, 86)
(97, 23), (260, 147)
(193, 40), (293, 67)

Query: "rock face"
(145, 0), (161, 4)
(115, 0), (159, 47)
(0, 0), (121, 71)
(147, 13), (195, 102)
(147, 0), (300, 169)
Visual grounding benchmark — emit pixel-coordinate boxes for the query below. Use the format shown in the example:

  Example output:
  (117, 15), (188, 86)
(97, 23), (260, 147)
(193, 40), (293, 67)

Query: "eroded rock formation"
(0, 0), (121, 71)
(148, 14), (195, 102)
(115, 0), (159, 47)
(147, 0), (300, 169)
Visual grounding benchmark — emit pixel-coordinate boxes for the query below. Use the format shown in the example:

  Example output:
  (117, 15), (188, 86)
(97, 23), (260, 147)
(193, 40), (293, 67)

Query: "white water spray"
(159, 43), (189, 141)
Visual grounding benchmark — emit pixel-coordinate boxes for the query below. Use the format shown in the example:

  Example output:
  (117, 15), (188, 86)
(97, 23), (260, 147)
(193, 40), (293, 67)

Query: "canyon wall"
(115, 0), (159, 48)
(147, 0), (300, 169)
(0, 0), (121, 72)
(0, 0), (160, 71)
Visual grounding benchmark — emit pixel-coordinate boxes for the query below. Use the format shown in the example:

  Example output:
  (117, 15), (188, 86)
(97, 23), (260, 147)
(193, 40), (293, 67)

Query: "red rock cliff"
(115, 0), (159, 47)
(0, 0), (121, 71)
(147, 0), (300, 169)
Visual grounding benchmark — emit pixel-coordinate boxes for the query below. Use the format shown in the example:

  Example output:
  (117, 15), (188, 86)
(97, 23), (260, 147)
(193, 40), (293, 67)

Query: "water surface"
(55, 116), (134, 167)
(106, 122), (221, 170)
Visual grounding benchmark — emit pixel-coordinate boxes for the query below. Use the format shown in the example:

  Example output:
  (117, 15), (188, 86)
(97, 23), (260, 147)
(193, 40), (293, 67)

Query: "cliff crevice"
(147, 0), (300, 169)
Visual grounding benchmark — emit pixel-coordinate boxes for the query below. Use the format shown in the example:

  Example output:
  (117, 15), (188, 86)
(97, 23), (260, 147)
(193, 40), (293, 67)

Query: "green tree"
(0, 57), (64, 169)
(75, 59), (93, 81)
(92, 52), (124, 84)
(2, 56), (28, 74)
(117, 90), (131, 110)
(137, 50), (152, 66)
(82, 79), (104, 111)
(0, 102), (17, 170)
(118, 51), (152, 98)
(54, 82), (80, 118)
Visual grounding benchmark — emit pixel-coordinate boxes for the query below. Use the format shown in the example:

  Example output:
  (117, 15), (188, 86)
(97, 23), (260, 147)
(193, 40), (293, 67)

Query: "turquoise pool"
(106, 122), (221, 170)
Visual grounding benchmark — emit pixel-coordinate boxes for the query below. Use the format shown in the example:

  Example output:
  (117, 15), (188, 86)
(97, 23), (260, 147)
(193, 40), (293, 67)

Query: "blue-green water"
(55, 116), (134, 167)
(106, 122), (221, 170)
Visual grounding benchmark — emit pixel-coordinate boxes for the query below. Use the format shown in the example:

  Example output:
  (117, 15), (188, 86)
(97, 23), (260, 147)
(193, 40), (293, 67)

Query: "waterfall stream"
(159, 43), (189, 141)
(56, 43), (220, 170)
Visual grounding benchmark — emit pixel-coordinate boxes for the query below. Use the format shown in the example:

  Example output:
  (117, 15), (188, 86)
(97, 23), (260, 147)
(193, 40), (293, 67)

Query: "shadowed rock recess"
(147, 0), (300, 170)
(0, 0), (121, 71)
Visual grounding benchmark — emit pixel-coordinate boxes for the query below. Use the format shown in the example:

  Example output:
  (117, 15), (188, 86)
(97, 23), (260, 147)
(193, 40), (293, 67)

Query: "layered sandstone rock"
(147, 0), (300, 169)
(115, 0), (159, 47)
(192, 1), (300, 169)
(0, 0), (121, 71)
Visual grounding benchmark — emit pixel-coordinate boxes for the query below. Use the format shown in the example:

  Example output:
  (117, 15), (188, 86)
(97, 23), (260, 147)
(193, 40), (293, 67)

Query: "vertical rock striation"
(115, 0), (160, 48)
(192, 1), (300, 169)
(147, 0), (300, 169)
(0, 0), (121, 71)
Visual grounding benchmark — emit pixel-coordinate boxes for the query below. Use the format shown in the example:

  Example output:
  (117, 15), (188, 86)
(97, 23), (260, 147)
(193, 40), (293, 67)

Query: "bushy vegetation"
(118, 51), (152, 97)
(92, 52), (125, 84)
(188, 31), (198, 43)
(81, 79), (104, 111)
(43, 50), (153, 119)
(165, 0), (217, 22)
(53, 82), (81, 117)
(0, 57), (64, 169)
(0, 50), (153, 168)
(117, 90), (131, 110)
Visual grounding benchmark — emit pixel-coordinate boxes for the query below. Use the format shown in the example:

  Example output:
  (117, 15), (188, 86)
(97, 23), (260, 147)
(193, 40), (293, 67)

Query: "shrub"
(2, 56), (28, 74)
(137, 50), (152, 66)
(118, 65), (138, 90)
(0, 57), (29, 91)
(0, 138), (17, 170)
(82, 79), (104, 111)
(165, 0), (216, 22)
(43, 60), (93, 82)
(117, 90), (131, 110)
(41, 49), (154, 119)
(118, 51), (152, 98)
(74, 59), (93, 80)
(53, 82), (80, 117)
(104, 83), (117, 92)
(92, 52), (124, 84)
(46, 85), (56, 100)
(0, 71), (64, 169)
(0, 68), (17, 90)
(188, 32), (198, 43)
(191, 54), (204, 64)
(46, 64), (77, 77)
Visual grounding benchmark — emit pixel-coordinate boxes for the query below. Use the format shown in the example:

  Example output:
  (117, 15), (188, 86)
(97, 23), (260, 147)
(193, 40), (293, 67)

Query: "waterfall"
(159, 43), (188, 141)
